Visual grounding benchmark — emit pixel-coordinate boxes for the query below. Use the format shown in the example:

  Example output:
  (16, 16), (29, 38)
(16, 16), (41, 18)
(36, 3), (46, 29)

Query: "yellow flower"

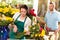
(5, 17), (13, 22)
(15, 9), (19, 12)
(39, 34), (41, 37)
(8, 5), (12, 8)
(39, 29), (45, 37)
(3, 7), (9, 13)
(0, 8), (3, 12)
(35, 34), (38, 37)
(11, 8), (15, 14)
(11, 9), (19, 15)
(11, 11), (16, 15)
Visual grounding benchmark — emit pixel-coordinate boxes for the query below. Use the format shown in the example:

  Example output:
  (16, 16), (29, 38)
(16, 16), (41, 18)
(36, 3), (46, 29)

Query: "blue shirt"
(45, 10), (60, 30)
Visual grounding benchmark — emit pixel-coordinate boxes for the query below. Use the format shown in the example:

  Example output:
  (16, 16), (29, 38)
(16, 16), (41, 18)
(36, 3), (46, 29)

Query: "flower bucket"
(0, 26), (9, 40)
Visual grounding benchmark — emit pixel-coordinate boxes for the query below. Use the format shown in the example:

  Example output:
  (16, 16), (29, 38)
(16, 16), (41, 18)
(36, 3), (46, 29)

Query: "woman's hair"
(20, 4), (28, 11)
(20, 4), (30, 16)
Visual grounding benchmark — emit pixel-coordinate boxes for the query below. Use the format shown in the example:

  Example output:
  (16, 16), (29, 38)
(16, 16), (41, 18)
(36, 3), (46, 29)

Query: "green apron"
(9, 15), (27, 39)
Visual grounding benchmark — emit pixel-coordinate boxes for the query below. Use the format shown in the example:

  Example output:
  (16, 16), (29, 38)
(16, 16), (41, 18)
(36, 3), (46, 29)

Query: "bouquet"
(29, 23), (40, 38)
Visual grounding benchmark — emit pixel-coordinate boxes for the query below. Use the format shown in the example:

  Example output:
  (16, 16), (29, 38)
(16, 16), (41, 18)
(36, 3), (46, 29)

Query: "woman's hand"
(8, 24), (12, 28)
(26, 31), (30, 35)
(24, 30), (30, 35)
(13, 25), (18, 33)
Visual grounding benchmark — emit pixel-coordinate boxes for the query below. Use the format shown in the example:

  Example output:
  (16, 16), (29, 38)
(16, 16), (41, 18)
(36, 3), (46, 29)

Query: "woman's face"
(20, 8), (27, 16)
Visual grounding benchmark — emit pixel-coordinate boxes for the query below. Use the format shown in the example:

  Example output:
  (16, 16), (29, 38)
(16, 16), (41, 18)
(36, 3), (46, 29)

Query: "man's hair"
(50, 2), (55, 7)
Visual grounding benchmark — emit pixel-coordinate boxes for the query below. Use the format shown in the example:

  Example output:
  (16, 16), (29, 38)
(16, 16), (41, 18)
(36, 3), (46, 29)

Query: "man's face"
(49, 4), (54, 11)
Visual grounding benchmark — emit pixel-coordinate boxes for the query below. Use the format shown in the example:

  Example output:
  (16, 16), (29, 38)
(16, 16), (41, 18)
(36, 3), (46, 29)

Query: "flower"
(5, 17), (13, 22)
(15, 9), (19, 12)
(39, 29), (45, 37)
(11, 11), (16, 15)
(3, 7), (9, 13)
(29, 9), (36, 17)
(46, 27), (51, 32)
(0, 8), (3, 12)
(35, 34), (38, 37)
(0, 2), (19, 26)
(31, 34), (34, 37)
(40, 27), (43, 32)
(33, 27), (35, 30)
(8, 5), (12, 8)
(11, 8), (19, 15)
(0, 15), (13, 26)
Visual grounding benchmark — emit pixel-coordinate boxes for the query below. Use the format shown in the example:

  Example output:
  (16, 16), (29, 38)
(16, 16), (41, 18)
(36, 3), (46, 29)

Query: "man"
(37, 2), (60, 40)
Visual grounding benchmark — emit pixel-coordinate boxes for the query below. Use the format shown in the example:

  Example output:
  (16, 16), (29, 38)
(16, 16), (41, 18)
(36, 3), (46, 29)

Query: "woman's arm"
(24, 17), (31, 35)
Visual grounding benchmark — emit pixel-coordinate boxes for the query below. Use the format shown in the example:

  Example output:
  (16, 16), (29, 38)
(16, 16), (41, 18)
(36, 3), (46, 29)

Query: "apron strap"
(15, 14), (27, 23)
(24, 16), (27, 23)
(15, 14), (21, 21)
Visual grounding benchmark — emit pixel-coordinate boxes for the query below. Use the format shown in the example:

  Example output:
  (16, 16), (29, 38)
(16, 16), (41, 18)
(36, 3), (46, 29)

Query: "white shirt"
(13, 12), (31, 31)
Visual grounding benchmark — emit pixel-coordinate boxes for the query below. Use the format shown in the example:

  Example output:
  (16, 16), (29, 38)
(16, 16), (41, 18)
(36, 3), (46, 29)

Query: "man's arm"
(36, 16), (46, 24)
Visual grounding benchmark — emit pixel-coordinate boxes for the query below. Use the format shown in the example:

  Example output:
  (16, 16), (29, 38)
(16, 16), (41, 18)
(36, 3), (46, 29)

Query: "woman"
(9, 5), (31, 39)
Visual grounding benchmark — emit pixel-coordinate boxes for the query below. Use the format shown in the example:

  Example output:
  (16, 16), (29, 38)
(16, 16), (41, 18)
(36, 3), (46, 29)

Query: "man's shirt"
(45, 10), (60, 30)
